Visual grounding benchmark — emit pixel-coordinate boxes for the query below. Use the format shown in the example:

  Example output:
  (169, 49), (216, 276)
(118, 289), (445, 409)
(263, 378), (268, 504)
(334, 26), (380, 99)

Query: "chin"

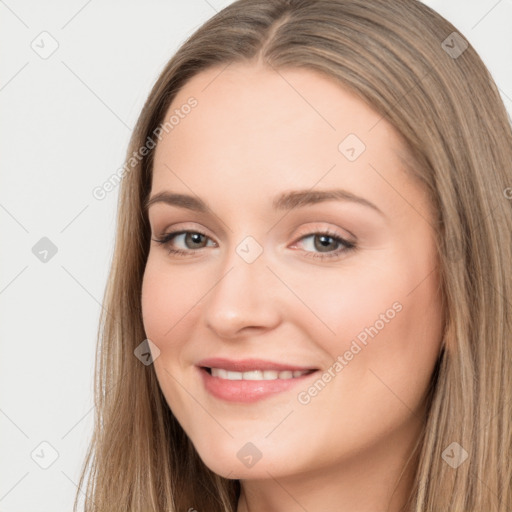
(193, 440), (287, 480)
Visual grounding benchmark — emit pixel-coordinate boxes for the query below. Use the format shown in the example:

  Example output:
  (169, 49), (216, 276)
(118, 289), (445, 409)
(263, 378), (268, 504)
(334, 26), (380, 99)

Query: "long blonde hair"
(74, 1), (512, 510)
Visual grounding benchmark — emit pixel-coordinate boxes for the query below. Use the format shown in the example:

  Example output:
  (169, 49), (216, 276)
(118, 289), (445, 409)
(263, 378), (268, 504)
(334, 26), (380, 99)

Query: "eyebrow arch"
(144, 188), (385, 217)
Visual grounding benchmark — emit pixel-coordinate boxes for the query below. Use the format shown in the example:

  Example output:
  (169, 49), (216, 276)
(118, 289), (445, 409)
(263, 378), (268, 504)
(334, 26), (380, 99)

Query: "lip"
(196, 358), (320, 403)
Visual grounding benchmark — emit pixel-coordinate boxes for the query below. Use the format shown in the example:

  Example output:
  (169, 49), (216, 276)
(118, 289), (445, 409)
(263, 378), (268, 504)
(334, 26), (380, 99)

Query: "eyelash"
(152, 228), (356, 261)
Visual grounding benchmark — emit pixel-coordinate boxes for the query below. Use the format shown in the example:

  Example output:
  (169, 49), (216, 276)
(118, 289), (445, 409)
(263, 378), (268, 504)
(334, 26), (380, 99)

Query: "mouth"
(196, 359), (321, 403)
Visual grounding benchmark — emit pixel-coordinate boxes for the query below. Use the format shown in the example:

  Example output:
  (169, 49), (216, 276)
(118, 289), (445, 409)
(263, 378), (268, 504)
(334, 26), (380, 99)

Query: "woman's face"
(141, 63), (444, 481)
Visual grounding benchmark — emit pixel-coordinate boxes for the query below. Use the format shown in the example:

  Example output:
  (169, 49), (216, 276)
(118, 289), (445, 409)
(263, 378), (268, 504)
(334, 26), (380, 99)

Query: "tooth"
(211, 368), (228, 378)
(243, 370), (264, 380)
(209, 367), (310, 380)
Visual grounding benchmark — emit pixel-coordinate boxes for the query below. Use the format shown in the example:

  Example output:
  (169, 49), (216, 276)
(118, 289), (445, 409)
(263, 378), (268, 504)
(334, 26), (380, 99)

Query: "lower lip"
(198, 366), (318, 403)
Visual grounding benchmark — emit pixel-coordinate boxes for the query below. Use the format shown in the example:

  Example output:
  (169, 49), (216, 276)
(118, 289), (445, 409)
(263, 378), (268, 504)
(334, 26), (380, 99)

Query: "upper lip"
(197, 357), (318, 372)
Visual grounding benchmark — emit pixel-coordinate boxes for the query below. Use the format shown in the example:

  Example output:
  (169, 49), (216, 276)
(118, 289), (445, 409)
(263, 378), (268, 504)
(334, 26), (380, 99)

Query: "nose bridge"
(203, 234), (281, 336)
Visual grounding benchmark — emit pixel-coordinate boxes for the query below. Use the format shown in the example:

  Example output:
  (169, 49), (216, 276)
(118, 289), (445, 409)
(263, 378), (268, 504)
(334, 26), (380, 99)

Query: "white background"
(1, 1), (511, 511)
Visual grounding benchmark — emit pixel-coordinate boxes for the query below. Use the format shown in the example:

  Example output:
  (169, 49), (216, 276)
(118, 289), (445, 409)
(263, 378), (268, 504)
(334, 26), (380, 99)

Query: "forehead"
(156, 63), (399, 150)
(150, 63), (418, 215)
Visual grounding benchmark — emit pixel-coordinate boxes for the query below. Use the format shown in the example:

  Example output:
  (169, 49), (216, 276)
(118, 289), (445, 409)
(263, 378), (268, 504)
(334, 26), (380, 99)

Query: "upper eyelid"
(158, 226), (353, 246)
(153, 224), (215, 243)
(154, 218), (354, 235)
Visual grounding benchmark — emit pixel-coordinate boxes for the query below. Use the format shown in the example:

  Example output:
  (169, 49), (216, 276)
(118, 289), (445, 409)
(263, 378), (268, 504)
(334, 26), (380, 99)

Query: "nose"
(203, 247), (282, 339)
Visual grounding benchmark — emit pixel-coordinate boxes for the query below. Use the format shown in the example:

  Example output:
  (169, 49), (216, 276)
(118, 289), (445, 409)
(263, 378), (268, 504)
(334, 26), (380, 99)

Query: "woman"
(74, 0), (512, 510)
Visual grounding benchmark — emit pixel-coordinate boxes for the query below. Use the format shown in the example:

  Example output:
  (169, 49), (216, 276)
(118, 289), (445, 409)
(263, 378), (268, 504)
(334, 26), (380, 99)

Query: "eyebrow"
(144, 188), (385, 217)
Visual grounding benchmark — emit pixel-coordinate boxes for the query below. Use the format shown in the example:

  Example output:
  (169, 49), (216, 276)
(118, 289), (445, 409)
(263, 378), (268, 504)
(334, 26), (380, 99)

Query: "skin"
(141, 62), (444, 512)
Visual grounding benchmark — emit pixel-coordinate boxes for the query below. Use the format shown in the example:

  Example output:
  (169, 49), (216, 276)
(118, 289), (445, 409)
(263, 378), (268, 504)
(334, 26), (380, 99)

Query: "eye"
(152, 228), (356, 260)
(291, 230), (356, 260)
(152, 229), (215, 256)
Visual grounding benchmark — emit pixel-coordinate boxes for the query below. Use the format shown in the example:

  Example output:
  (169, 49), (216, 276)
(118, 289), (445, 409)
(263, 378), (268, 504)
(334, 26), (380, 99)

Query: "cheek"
(141, 259), (185, 341)
(140, 257), (211, 365)
(287, 262), (407, 353)
(140, 260), (197, 422)
(366, 272), (444, 394)
(292, 257), (443, 392)
(288, 265), (442, 457)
